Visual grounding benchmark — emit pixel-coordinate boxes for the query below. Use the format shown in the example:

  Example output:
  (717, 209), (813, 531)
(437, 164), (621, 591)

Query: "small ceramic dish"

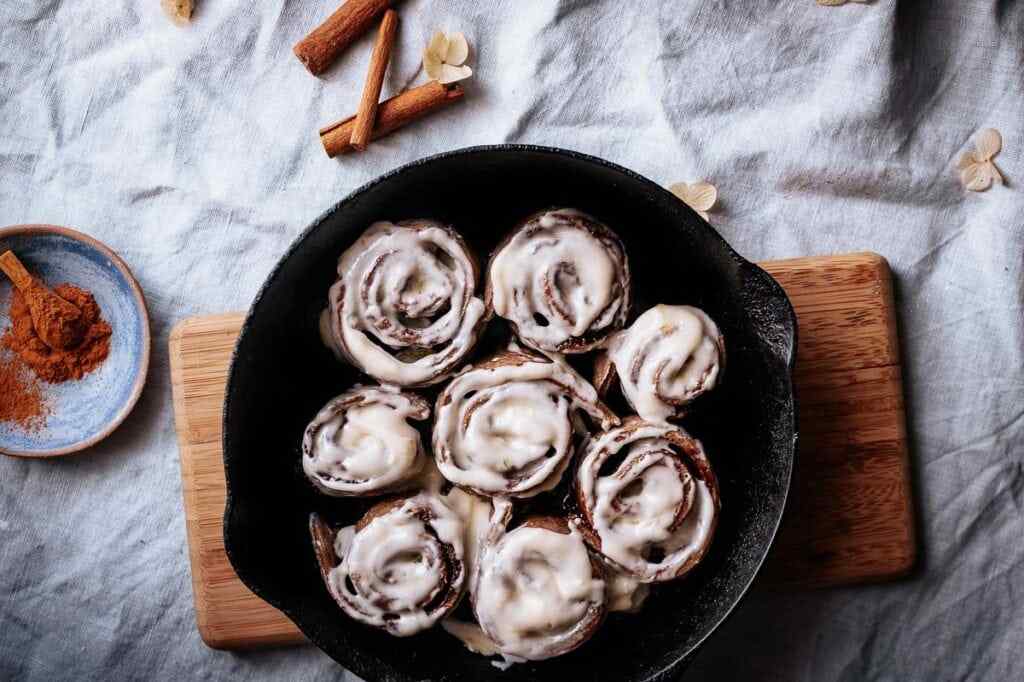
(0, 225), (150, 458)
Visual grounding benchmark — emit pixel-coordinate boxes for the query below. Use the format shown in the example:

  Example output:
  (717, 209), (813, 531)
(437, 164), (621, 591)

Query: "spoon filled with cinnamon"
(0, 250), (86, 350)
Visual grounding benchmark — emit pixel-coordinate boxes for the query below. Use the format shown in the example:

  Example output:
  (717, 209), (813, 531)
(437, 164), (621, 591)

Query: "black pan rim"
(222, 143), (798, 681)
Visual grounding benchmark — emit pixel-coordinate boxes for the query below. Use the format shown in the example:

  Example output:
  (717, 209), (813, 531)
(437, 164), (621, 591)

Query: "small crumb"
(161, 0), (194, 26)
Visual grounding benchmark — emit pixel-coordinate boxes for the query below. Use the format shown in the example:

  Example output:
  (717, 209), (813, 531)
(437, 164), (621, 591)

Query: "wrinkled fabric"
(1, 0), (1023, 680)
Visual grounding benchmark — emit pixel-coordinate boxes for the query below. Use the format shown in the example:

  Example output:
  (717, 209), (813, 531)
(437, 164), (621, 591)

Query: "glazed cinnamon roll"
(302, 386), (430, 497)
(486, 209), (630, 353)
(433, 348), (618, 498)
(474, 516), (606, 661)
(309, 494), (466, 636)
(575, 418), (720, 582)
(595, 304), (724, 422)
(327, 220), (487, 387)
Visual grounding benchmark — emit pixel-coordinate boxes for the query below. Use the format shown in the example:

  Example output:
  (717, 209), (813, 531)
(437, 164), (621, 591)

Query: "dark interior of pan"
(223, 145), (797, 682)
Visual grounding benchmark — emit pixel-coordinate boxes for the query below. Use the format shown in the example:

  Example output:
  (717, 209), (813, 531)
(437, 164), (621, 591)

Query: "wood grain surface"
(168, 252), (915, 649)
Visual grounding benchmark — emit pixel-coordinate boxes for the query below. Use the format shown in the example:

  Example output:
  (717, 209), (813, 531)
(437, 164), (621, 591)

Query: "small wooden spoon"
(0, 250), (86, 350)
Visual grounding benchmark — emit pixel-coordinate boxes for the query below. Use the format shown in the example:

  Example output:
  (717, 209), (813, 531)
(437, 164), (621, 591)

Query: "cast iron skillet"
(223, 145), (797, 682)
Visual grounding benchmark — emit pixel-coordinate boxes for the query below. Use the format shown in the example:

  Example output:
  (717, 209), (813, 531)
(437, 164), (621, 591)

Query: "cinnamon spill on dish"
(0, 352), (49, 430)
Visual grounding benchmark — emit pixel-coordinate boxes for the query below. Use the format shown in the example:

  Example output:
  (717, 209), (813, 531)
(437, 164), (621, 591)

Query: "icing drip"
(318, 307), (343, 360)
(302, 386), (430, 497)
(605, 567), (650, 613)
(433, 349), (617, 497)
(605, 305), (724, 422)
(328, 220), (486, 387)
(487, 209), (630, 353)
(474, 520), (606, 661)
(576, 420), (720, 582)
(325, 494), (466, 636)
(441, 619), (503, 657)
(438, 485), (499, 596)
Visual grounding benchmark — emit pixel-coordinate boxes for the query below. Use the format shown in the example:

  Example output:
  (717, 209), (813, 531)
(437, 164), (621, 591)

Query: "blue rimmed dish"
(0, 224), (151, 458)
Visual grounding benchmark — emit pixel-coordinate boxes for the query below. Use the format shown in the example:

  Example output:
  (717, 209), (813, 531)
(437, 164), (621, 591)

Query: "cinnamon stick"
(351, 9), (399, 151)
(294, 0), (392, 76)
(320, 81), (464, 158)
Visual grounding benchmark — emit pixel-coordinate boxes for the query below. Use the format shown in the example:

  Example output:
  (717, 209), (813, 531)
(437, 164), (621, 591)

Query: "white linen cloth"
(1, 0), (1022, 679)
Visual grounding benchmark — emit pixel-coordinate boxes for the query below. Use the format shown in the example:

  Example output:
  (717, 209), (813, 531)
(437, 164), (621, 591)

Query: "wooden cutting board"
(169, 252), (915, 650)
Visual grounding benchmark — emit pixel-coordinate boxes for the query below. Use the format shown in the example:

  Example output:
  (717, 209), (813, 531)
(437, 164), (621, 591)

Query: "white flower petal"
(668, 182), (691, 202)
(438, 63), (472, 84)
(427, 31), (449, 61)
(445, 32), (469, 66)
(686, 182), (718, 211)
(986, 160), (1004, 185)
(976, 128), (1002, 161)
(423, 50), (443, 81)
(961, 164), (993, 192)
(957, 151), (979, 170)
(697, 210), (710, 221)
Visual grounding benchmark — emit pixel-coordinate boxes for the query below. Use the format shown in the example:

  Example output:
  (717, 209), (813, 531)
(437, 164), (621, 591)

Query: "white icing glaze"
(328, 220), (486, 387)
(606, 304), (723, 422)
(577, 421), (720, 582)
(302, 386), (429, 497)
(326, 493), (466, 636)
(475, 523), (605, 661)
(439, 485), (498, 596)
(604, 567), (650, 613)
(441, 619), (503, 657)
(433, 351), (617, 497)
(488, 209), (629, 353)
(318, 307), (343, 359)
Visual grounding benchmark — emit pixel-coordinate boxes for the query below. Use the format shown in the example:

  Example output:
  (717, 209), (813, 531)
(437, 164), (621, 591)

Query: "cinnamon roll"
(474, 516), (606, 661)
(302, 386), (430, 497)
(486, 209), (630, 353)
(575, 418), (720, 582)
(309, 493), (466, 636)
(595, 304), (724, 422)
(433, 348), (618, 498)
(327, 220), (487, 387)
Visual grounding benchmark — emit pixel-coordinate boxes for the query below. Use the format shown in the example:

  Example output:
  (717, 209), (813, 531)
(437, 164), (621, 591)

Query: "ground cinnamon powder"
(20, 278), (86, 350)
(0, 353), (48, 429)
(2, 283), (112, 383)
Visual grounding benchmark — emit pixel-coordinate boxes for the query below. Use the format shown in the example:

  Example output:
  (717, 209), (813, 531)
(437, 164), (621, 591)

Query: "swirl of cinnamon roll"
(302, 386), (430, 497)
(327, 220), (487, 387)
(596, 304), (724, 422)
(474, 516), (606, 661)
(309, 494), (466, 636)
(575, 418), (720, 582)
(486, 209), (630, 354)
(433, 348), (618, 498)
